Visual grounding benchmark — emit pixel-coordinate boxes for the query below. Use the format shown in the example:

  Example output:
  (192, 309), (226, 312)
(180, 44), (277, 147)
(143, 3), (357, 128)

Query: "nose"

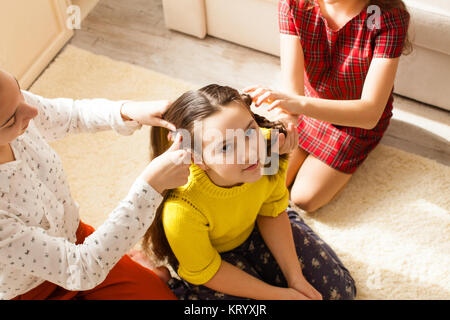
(242, 136), (259, 165)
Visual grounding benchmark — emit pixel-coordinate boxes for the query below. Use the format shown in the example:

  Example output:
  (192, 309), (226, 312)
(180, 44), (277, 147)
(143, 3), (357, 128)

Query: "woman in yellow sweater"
(142, 85), (356, 300)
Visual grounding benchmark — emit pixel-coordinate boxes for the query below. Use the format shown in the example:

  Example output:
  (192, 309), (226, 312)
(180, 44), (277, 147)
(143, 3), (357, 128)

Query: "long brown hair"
(305, 0), (412, 54)
(142, 84), (289, 267)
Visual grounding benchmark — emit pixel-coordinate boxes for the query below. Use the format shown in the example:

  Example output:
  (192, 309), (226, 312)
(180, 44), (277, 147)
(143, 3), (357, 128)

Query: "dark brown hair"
(142, 84), (289, 267)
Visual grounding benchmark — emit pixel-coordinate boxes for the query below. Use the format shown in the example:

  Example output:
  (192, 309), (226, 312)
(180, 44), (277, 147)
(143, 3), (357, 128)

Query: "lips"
(244, 159), (259, 171)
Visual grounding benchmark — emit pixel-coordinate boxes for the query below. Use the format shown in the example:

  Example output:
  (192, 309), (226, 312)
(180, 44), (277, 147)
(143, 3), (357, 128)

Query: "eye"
(222, 143), (233, 153)
(7, 118), (16, 128)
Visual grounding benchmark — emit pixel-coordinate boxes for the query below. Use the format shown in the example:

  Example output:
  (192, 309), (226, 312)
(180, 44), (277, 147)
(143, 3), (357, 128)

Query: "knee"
(291, 192), (322, 213)
(336, 272), (357, 300)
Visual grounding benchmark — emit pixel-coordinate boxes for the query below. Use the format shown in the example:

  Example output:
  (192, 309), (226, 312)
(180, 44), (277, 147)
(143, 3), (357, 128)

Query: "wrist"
(286, 272), (305, 288)
(284, 263), (304, 287)
(120, 102), (133, 121)
(141, 173), (165, 195)
(295, 95), (309, 115)
(148, 180), (165, 195)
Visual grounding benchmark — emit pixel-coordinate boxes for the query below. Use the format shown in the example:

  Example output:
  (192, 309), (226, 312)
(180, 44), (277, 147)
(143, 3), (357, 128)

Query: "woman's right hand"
(140, 133), (191, 194)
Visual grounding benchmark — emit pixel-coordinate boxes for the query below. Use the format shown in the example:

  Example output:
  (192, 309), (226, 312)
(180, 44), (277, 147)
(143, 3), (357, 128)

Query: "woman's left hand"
(120, 100), (176, 131)
(243, 85), (304, 116)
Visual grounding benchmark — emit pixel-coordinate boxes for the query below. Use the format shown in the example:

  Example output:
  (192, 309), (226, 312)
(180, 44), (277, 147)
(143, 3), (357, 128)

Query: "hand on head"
(140, 132), (192, 194)
(243, 85), (302, 116)
(120, 100), (176, 131)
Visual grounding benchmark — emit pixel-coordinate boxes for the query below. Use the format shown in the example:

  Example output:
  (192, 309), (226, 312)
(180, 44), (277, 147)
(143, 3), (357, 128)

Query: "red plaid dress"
(278, 0), (410, 173)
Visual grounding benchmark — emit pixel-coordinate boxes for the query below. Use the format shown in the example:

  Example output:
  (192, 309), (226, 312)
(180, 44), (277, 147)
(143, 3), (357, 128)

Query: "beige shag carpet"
(30, 45), (449, 300)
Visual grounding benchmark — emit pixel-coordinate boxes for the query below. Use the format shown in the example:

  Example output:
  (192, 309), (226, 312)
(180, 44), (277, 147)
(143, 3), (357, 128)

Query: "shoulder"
(279, 0), (317, 18)
(162, 193), (208, 227)
(279, 0), (319, 35)
(377, 6), (410, 31)
(279, 0), (313, 12)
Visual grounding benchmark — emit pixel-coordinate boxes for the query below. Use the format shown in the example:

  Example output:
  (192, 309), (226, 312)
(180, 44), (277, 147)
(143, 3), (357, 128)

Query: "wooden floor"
(69, 0), (449, 166)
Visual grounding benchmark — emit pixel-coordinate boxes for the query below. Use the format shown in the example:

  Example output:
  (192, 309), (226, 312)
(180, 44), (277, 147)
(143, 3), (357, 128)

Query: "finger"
(292, 289), (312, 300)
(255, 91), (273, 107)
(305, 285), (322, 300)
(154, 118), (177, 131)
(180, 149), (193, 165)
(242, 85), (260, 93)
(277, 132), (286, 153)
(267, 100), (282, 111)
(310, 289), (322, 300)
(292, 125), (299, 149)
(288, 123), (296, 149)
(168, 150), (186, 165)
(167, 133), (183, 151)
(249, 87), (266, 101)
(299, 292), (312, 300)
(310, 285), (323, 300)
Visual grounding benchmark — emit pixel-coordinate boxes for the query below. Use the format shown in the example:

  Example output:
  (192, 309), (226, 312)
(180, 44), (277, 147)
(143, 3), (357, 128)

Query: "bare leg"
(286, 146), (309, 188)
(289, 155), (352, 213)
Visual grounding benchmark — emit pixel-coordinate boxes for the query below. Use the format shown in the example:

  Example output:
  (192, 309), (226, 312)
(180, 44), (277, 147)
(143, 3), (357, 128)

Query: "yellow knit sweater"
(162, 128), (290, 285)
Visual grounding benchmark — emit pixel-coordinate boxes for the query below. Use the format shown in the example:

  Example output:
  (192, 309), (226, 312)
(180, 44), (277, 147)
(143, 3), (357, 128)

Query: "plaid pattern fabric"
(278, 0), (410, 173)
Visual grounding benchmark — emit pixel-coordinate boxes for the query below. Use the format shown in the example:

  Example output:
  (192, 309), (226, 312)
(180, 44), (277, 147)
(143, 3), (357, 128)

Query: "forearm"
(296, 96), (381, 130)
(256, 211), (302, 285)
(72, 98), (142, 135)
(204, 260), (287, 300)
(289, 58), (399, 130)
(24, 90), (141, 141)
(0, 177), (162, 291)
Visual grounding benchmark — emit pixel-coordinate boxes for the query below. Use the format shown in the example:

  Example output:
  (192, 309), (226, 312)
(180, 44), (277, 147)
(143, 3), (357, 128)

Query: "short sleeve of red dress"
(278, 0), (298, 35)
(373, 8), (410, 58)
(278, 0), (410, 174)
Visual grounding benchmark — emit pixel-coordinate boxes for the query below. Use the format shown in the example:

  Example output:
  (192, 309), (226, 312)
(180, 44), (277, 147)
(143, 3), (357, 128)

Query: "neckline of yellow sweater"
(182, 162), (254, 199)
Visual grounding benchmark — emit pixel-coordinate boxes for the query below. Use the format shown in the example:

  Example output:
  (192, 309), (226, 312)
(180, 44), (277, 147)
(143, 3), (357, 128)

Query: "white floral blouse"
(0, 91), (163, 300)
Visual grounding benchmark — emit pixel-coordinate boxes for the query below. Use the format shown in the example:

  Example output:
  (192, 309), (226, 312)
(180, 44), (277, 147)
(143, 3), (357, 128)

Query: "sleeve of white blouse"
(22, 90), (142, 142)
(0, 177), (162, 291)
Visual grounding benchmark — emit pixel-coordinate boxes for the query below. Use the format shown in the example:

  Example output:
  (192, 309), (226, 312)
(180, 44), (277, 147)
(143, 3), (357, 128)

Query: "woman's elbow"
(63, 267), (107, 291)
(363, 112), (384, 130)
(358, 103), (384, 130)
(360, 120), (378, 130)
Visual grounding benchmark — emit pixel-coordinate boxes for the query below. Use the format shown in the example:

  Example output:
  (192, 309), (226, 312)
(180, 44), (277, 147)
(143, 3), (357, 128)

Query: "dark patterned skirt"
(167, 207), (356, 300)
